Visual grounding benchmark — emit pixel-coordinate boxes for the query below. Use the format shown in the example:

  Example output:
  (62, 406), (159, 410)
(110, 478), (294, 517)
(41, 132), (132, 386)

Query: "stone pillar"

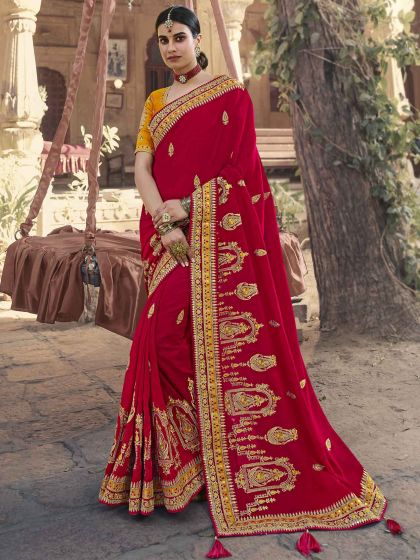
(364, 0), (414, 115)
(0, 0), (46, 165)
(222, 0), (254, 81)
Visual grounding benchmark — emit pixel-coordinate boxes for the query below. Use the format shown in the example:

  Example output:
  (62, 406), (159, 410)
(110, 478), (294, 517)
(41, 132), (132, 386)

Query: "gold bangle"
(180, 196), (191, 216)
(157, 222), (178, 236)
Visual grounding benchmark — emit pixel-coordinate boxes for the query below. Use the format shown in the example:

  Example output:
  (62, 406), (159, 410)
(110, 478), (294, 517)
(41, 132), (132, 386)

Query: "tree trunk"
(277, 0), (419, 335)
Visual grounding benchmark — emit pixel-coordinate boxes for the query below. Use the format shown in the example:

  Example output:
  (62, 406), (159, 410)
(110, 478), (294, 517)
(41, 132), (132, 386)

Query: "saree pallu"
(99, 75), (387, 537)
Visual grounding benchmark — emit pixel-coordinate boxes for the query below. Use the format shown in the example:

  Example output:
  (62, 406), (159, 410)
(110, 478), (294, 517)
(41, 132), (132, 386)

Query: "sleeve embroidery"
(135, 95), (155, 154)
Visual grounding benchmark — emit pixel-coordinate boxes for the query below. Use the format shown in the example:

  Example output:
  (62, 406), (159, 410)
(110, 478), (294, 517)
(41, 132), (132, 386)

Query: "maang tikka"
(165, 5), (175, 29)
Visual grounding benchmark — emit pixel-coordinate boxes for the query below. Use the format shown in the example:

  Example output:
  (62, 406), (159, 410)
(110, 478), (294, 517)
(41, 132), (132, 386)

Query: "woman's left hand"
(153, 199), (188, 228)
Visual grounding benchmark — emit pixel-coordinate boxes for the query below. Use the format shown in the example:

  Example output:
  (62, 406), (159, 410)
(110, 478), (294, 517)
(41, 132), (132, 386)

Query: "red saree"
(98, 75), (387, 538)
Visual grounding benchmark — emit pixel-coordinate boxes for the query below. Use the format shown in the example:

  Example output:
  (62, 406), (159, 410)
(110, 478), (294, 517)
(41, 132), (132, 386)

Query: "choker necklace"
(173, 63), (201, 84)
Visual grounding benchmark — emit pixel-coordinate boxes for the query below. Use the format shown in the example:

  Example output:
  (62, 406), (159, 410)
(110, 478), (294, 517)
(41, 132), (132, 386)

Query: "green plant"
(269, 179), (306, 231)
(69, 124), (120, 194)
(0, 156), (37, 262)
(254, 0), (420, 289)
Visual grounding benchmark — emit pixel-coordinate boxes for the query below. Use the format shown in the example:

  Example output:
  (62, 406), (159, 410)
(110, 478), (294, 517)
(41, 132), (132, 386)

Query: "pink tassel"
(296, 529), (322, 557)
(385, 518), (404, 535)
(206, 535), (232, 558)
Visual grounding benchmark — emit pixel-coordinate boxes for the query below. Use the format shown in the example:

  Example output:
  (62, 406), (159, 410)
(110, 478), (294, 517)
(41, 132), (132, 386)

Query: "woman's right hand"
(160, 227), (193, 267)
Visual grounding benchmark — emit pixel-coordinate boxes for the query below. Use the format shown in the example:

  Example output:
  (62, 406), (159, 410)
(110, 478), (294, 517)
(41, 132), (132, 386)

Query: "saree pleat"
(99, 75), (387, 538)
(99, 264), (205, 514)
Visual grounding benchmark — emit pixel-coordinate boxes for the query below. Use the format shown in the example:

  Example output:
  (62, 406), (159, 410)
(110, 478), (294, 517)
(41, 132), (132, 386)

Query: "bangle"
(157, 222), (178, 236)
(180, 196), (191, 216)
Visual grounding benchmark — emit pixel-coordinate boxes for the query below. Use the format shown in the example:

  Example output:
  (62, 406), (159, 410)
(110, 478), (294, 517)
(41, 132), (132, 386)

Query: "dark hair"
(155, 6), (209, 70)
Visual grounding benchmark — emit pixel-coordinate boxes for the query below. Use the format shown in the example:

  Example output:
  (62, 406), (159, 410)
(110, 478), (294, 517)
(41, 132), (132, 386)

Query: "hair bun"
(197, 51), (208, 70)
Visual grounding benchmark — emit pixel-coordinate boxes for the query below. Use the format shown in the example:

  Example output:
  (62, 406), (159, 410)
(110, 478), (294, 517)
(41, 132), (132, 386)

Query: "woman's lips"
(167, 56), (181, 61)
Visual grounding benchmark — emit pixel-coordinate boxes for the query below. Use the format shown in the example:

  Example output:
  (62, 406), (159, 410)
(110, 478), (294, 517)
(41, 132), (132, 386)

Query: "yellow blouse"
(135, 88), (168, 155)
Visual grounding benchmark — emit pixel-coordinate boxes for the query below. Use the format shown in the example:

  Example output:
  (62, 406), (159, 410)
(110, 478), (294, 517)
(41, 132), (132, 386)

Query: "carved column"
(0, 0), (46, 162)
(364, 0), (414, 115)
(222, 0), (254, 81)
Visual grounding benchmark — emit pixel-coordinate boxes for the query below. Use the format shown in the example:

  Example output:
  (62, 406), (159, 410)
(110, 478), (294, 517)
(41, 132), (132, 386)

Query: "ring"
(170, 241), (188, 259)
(162, 212), (171, 223)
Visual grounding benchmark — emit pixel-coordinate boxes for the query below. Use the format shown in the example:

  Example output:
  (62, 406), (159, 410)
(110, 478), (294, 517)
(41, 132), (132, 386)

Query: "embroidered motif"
(219, 311), (263, 347)
(148, 252), (178, 296)
(176, 309), (185, 325)
(286, 391), (297, 399)
(188, 377), (196, 408)
(254, 249), (267, 256)
(217, 177), (232, 205)
(218, 241), (248, 277)
(300, 379), (306, 389)
(266, 426), (298, 445)
(248, 354), (277, 372)
(153, 406), (182, 475)
(194, 175), (201, 189)
(221, 213), (242, 231)
(264, 191), (271, 199)
(150, 233), (163, 256)
(147, 303), (155, 318)
(225, 384), (280, 416)
(235, 458), (300, 493)
(252, 194), (261, 203)
(235, 282), (258, 300)
(326, 438), (332, 451)
(168, 142), (174, 157)
(134, 413), (144, 468)
(167, 397), (200, 453)
(222, 110), (229, 125)
(189, 174), (387, 535)
(313, 464), (325, 471)
(238, 179), (246, 186)
(269, 320), (280, 327)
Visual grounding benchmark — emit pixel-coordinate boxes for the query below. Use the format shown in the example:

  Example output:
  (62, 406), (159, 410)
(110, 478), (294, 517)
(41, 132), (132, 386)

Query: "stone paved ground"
(0, 300), (419, 560)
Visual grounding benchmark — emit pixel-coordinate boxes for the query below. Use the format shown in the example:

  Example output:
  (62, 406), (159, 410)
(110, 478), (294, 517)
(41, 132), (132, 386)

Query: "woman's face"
(157, 21), (200, 72)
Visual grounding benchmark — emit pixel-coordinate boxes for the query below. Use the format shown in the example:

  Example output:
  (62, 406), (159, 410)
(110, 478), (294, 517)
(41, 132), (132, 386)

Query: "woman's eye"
(176, 36), (185, 41)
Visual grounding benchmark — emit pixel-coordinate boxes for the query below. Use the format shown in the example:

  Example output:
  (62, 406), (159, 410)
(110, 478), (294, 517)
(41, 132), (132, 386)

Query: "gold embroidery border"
(149, 75), (244, 149)
(147, 251), (178, 297)
(99, 456), (204, 514)
(190, 178), (387, 536)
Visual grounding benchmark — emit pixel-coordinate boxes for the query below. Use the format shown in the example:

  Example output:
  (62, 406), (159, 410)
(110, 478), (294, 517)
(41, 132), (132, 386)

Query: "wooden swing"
(0, 0), (238, 339)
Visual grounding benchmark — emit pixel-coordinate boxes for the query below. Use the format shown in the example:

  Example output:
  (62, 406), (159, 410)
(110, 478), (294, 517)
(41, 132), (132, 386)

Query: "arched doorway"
(145, 37), (172, 97)
(37, 67), (69, 142)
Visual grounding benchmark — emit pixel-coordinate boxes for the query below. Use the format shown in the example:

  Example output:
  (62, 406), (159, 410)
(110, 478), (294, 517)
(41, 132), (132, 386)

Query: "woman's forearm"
(134, 152), (163, 216)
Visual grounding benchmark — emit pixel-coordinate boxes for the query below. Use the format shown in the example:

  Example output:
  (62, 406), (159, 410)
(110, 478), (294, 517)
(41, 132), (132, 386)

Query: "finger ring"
(170, 241), (187, 259)
(162, 212), (171, 223)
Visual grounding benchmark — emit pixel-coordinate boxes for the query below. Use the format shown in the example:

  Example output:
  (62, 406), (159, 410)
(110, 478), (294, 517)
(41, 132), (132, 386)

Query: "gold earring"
(195, 45), (201, 57)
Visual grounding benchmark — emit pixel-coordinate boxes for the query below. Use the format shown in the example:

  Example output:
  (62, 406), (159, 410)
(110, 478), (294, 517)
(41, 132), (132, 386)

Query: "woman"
(99, 5), (387, 556)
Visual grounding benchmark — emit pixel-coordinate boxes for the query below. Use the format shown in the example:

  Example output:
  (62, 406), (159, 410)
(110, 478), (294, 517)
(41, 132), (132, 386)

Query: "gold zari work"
(188, 175), (385, 535)
(149, 76), (244, 149)
(266, 426), (298, 445)
(248, 354), (277, 372)
(235, 282), (258, 300)
(225, 384), (280, 416)
(217, 177), (232, 205)
(220, 213), (242, 231)
(235, 458), (300, 493)
(176, 309), (185, 325)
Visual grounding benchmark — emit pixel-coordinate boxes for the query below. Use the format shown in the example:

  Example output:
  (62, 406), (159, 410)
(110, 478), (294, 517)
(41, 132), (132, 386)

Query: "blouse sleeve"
(134, 95), (155, 154)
